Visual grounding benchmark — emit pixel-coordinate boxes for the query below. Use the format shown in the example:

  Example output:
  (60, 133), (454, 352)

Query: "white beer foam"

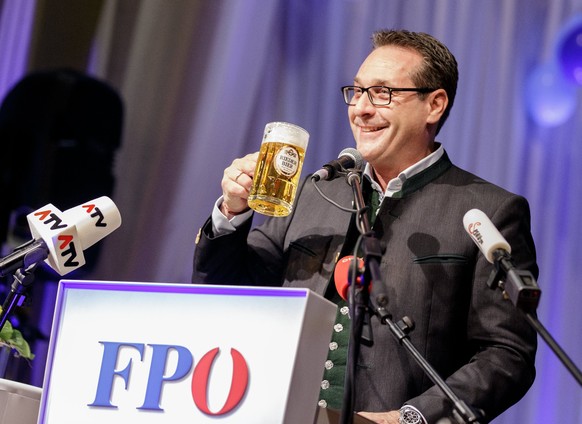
(264, 122), (309, 148)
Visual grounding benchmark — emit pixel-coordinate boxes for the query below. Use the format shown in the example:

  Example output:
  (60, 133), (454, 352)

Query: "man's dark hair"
(372, 29), (458, 134)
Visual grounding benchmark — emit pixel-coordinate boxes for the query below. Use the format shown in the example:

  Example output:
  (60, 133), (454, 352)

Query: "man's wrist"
(212, 196), (253, 236)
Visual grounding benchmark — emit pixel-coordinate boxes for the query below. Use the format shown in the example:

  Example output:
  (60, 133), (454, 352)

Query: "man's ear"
(426, 88), (448, 125)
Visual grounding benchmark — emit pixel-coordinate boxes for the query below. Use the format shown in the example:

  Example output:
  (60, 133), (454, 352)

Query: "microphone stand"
(0, 239), (48, 332)
(340, 170), (483, 424)
(488, 250), (582, 386)
(340, 171), (376, 424)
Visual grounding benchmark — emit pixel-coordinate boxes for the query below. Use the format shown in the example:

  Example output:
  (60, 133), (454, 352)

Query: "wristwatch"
(399, 405), (423, 424)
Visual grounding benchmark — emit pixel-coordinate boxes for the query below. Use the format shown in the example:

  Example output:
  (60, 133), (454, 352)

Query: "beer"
(248, 122), (309, 217)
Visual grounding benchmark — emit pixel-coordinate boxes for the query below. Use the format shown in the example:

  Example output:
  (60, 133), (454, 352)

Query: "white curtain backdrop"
(0, 0), (35, 101)
(1, 0), (581, 422)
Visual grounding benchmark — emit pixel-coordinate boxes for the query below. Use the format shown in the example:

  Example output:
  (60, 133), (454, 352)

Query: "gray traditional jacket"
(193, 152), (537, 423)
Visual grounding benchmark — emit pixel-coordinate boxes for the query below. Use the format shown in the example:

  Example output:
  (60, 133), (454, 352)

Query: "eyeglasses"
(341, 85), (438, 106)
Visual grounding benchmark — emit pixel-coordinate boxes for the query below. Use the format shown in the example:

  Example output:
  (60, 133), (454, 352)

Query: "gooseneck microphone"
(311, 147), (365, 181)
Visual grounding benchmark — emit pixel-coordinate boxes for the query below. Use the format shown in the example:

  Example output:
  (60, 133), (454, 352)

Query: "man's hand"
(220, 152), (258, 219)
(357, 410), (400, 424)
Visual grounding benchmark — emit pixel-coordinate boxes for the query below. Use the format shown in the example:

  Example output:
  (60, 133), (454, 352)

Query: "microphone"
(311, 148), (365, 181)
(462, 208), (511, 263)
(0, 196), (122, 277)
(334, 255), (366, 300)
(463, 208), (540, 312)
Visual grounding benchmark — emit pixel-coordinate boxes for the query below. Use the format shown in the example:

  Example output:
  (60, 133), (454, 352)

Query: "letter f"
(88, 342), (145, 408)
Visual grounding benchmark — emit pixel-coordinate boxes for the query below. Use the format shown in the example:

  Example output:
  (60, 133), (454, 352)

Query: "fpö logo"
(88, 342), (250, 416)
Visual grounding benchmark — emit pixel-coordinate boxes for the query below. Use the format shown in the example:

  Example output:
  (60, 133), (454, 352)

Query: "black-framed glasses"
(341, 85), (438, 106)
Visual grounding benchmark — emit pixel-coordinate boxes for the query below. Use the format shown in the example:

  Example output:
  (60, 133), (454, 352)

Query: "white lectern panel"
(38, 281), (336, 424)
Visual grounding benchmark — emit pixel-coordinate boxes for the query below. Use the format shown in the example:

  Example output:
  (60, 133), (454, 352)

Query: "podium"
(37, 280), (337, 423)
(0, 378), (42, 424)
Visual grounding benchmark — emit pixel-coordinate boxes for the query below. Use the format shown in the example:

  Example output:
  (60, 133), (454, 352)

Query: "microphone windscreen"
(334, 255), (364, 300)
(62, 196), (122, 249)
(463, 209), (511, 263)
(338, 147), (365, 171)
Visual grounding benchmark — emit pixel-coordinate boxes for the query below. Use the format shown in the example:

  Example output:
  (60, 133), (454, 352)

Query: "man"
(193, 29), (537, 424)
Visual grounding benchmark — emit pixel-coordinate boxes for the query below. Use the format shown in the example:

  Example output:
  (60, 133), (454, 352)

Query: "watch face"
(399, 406), (422, 424)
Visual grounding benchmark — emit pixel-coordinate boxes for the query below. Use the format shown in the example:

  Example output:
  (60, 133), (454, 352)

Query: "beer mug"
(248, 122), (309, 217)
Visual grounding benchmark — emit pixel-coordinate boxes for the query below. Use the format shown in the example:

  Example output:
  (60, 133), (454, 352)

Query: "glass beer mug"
(248, 122), (309, 217)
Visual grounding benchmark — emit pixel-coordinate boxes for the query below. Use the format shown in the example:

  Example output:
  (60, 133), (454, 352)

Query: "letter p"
(138, 344), (193, 411)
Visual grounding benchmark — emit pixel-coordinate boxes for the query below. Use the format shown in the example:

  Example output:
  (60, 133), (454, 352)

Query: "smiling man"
(346, 38), (449, 191)
(193, 29), (538, 424)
